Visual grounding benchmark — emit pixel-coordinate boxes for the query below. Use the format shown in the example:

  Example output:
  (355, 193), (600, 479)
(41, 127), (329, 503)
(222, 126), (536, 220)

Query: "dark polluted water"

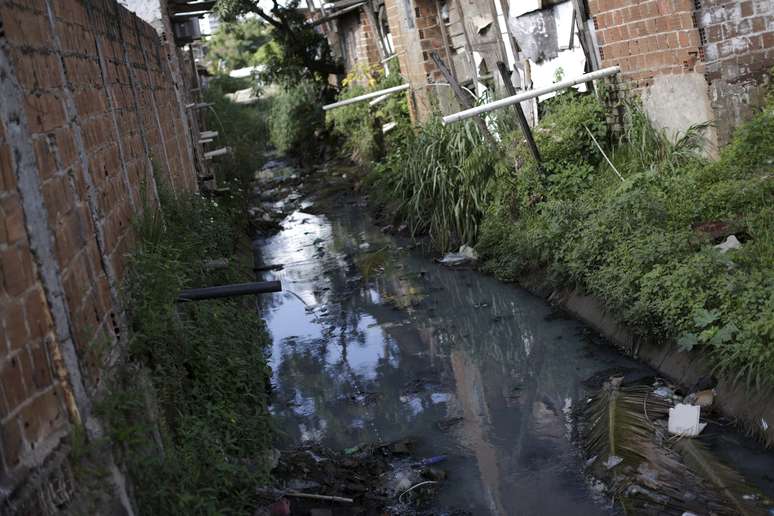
(253, 194), (774, 515)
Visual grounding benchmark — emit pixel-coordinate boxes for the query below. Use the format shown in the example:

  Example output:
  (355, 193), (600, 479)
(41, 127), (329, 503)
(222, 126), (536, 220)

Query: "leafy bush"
(478, 89), (774, 387)
(326, 63), (411, 165)
(269, 80), (324, 160)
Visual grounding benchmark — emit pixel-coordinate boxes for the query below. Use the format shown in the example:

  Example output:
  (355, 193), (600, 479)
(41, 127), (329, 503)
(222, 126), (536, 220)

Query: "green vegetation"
(101, 85), (275, 514)
(326, 73), (773, 386)
(215, 0), (340, 86)
(326, 64), (411, 165)
(206, 18), (269, 74)
(205, 75), (271, 186)
(269, 80), (324, 161)
(477, 91), (773, 387)
(368, 118), (506, 251)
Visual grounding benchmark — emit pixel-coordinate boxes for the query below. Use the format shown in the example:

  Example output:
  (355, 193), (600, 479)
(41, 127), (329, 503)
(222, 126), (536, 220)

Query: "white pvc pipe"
(368, 93), (391, 106)
(442, 66), (620, 124)
(323, 83), (409, 111)
(204, 147), (230, 159)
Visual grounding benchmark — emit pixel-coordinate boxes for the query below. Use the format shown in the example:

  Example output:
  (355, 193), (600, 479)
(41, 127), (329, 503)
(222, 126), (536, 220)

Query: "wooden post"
(570, 0), (599, 92)
(430, 51), (497, 147)
(362, 3), (388, 60)
(496, 61), (542, 170)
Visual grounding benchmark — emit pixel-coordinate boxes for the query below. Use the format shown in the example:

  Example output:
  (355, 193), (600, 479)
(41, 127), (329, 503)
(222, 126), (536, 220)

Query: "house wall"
(337, 10), (382, 77)
(698, 0), (773, 144)
(384, 0), (447, 120)
(0, 0), (199, 511)
(588, 0), (772, 147)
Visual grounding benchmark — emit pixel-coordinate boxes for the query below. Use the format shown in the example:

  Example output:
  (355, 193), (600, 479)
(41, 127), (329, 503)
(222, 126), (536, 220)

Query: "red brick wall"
(384, 0), (446, 120)
(589, 0), (704, 88)
(326, 10), (382, 82)
(355, 11), (383, 68)
(0, 0), (199, 510)
(587, 0), (772, 145)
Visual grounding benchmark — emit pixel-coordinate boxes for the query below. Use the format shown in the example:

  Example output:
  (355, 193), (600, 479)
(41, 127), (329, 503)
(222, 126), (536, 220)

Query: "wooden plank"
(496, 61), (542, 171)
(430, 51), (497, 147)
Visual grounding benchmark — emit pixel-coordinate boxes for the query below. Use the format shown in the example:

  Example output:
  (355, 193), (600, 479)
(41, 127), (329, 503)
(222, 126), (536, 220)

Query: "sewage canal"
(253, 170), (774, 515)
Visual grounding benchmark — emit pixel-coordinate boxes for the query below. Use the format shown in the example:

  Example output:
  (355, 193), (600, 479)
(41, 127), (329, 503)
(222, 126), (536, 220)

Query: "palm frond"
(673, 438), (770, 516)
(584, 379), (670, 467)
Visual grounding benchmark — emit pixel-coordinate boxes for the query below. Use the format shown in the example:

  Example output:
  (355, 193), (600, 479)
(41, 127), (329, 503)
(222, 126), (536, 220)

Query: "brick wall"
(354, 10), (382, 68)
(0, 0), (199, 511)
(588, 0), (772, 146)
(384, 0), (446, 120)
(336, 10), (382, 76)
(698, 0), (773, 143)
(589, 0), (704, 88)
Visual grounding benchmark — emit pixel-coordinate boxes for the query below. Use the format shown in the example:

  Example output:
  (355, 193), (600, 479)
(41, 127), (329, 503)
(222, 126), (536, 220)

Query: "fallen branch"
(256, 487), (353, 503)
(285, 491), (354, 503)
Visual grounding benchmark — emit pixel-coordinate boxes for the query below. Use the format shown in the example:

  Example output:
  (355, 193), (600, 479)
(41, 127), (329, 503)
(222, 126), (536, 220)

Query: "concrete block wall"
(0, 0), (199, 511)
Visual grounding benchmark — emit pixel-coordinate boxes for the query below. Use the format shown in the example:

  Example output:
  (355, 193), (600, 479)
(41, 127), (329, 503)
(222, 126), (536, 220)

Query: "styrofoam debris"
(603, 455), (623, 469)
(714, 234), (742, 253)
(668, 403), (707, 437)
(459, 245), (478, 260)
(439, 245), (478, 267)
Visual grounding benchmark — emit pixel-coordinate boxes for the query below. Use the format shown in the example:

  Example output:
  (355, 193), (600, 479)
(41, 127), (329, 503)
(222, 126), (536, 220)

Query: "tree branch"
(248, 5), (284, 29)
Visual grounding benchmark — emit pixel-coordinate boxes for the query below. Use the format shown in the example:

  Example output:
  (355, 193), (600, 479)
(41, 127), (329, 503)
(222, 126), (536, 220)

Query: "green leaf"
(677, 332), (699, 351)
(708, 322), (739, 346)
(693, 308), (720, 328)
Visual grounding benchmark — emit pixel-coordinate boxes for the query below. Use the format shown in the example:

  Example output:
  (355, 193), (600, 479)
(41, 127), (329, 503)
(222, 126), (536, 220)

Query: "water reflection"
(255, 205), (640, 514)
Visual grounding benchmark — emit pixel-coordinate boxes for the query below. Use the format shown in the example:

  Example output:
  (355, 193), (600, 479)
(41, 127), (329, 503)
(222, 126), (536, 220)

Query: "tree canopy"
(213, 0), (341, 85)
(206, 18), (270, 74)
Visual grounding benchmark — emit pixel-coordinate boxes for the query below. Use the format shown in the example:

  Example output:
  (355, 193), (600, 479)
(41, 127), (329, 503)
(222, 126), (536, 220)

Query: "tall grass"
(101, 81), (276, 514)
(368, 118), (505, 251)
(613, 100), (710, 175)
(101, 187), (274, 515)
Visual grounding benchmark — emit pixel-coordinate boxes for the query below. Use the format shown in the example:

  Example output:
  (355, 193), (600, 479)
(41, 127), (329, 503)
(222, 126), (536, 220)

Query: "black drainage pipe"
(177, 281), (282, 302)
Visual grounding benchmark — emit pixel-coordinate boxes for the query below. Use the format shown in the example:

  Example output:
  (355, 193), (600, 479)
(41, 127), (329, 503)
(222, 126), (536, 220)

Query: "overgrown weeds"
(478, 89), (774, 388)
(368, 118), (507, 251)
(326, 63), (411, 165)
(100, 188), (273, 515)
(100, 83), (275, 514)
(269, 79), (325, 162)
(204, 75), (271, 188)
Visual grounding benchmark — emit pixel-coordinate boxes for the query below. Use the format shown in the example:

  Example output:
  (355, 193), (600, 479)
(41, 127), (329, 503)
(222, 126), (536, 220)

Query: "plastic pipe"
(177, 281), (282, 302)
(323, 83), (409, 111)
(442, 66), (620, 124)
